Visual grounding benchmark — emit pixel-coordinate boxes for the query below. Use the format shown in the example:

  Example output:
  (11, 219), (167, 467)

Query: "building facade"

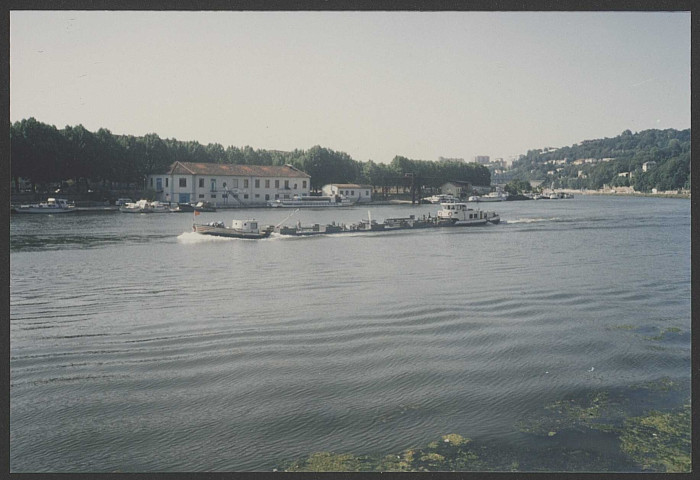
(147, 161), (311, 206)
(321, 183), (373, 203)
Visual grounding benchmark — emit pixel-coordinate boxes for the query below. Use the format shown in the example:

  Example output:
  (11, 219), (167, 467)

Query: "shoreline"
(576, 191), (690, 199)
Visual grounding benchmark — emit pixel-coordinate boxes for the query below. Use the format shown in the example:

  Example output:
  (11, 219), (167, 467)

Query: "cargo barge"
(276, 202), (499, 236)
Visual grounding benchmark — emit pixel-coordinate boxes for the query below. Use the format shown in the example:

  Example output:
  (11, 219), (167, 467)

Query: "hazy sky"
(10, 11), (690, 163)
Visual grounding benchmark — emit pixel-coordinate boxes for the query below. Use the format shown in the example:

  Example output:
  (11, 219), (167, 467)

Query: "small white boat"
(193, 219), (273, 239)
(13, 198), (77, 214)
(149, 201), (171, 213)
(468, 190), (508, 202)
(119, 199), (153, 213)
(436, 202), (489, 226)
(268, 194), (353, 208)
(422, 194), (458, 204)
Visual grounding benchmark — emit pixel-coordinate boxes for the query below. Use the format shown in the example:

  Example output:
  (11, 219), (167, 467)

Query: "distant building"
(642, 161), (657, 172)
(146, 161), (311, 206)
(322, 183), (372, 203)
(438, 156), (465, 163)
(473, 155), (490, 164)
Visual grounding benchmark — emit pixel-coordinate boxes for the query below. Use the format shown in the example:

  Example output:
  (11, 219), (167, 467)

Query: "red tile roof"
(168, 161), (310, 178)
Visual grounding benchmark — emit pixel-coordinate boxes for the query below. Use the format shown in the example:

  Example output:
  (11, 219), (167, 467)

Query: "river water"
(10, 195), (691, 472)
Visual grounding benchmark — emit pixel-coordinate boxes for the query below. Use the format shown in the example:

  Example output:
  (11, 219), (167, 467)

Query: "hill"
(509, 129), (690, 192)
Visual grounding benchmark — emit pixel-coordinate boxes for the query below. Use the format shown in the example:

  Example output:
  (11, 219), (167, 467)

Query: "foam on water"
(503, 217), (561, 224)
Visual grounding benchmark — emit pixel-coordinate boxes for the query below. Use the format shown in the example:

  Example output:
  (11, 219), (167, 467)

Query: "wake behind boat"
(193, 219), (273, 239)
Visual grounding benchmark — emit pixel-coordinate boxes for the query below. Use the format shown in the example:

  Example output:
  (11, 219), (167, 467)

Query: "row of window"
(150, 177), (308, 190)
(198, 193), (291, 201)
(339, 189), (370, 196)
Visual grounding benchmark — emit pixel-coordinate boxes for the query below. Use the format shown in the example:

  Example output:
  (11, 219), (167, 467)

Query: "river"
(10, 195), (691, 472)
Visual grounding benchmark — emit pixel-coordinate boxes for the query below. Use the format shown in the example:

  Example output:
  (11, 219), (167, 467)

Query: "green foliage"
(284, 381), (690, 473)
(510, 128), (690, 192)
(285, 452), (368, 472)
(10, 118), (490, 194)
(619, 404), (691, 472)
(286, 434), (478, 473)
(504, 178), (532, 195)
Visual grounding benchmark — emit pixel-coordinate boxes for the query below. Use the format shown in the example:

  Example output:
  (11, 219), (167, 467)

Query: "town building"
(322, 183), (372, 203)
(642, 161), (657, 172)
(147, 161), (311, 206)
(473, 155), (490, 164)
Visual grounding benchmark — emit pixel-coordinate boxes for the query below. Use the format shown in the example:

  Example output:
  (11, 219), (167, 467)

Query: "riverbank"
(575, 190), (690, 199)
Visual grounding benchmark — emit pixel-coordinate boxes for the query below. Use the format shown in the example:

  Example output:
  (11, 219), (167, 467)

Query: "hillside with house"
(508, 129), (690, 193)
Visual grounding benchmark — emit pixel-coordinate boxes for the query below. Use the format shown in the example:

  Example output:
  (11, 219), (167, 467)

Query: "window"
(199, 179), (204, 188)
(199, 194), (204, 198)
(244, 194), (249, 199)
(275, 180), (280, 188)
(244, 179), (249, 188)
(211, 179), (216, 191)
(366, 190), (369, 196)
(255, 179), (260, 188)
(255, 194), (260, 198)
(179, 178), (187, 187)
(211, 194), (216, 199)
(265, 194), (270, 200)
(275, 194), (279, 199)
(284, 180), (289, 189)
(351, 190), (355, 195)
(294, 183), (297, 190)
(150, 178), (153, 187)
(303, 180), (307, 188)
(231, 179), (238, 188)
(156, 178), (162, 191)
(165, 178), (169, 187)
(265, 179), (270, 188)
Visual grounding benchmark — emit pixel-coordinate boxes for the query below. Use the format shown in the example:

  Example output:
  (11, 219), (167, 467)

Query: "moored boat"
(172, 203), (195, 212)
(149, 201), (171, 213)
(268, 194), (352, 208)
(468, 190), (508, 202)
(193, 201), (216, 212)
(193, 219), (273, 239)
(422, 194), (457, 204)
(12, 197), (77, 214)
(119, 199), (153, 213)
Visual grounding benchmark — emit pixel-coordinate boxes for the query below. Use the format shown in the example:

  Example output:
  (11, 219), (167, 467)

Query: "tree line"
(510, 128), (691, 192)
(10, 118), (490, 195)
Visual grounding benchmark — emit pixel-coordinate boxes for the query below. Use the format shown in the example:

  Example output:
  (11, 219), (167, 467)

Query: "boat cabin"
(231, 219), (259, 232)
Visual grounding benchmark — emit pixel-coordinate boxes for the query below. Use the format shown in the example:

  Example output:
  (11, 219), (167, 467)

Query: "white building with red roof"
(322, 183), (373, 203)
(147, 161), (311, 206)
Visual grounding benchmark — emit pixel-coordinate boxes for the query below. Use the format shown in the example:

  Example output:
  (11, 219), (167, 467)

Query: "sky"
(10, 11), (691, 164)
